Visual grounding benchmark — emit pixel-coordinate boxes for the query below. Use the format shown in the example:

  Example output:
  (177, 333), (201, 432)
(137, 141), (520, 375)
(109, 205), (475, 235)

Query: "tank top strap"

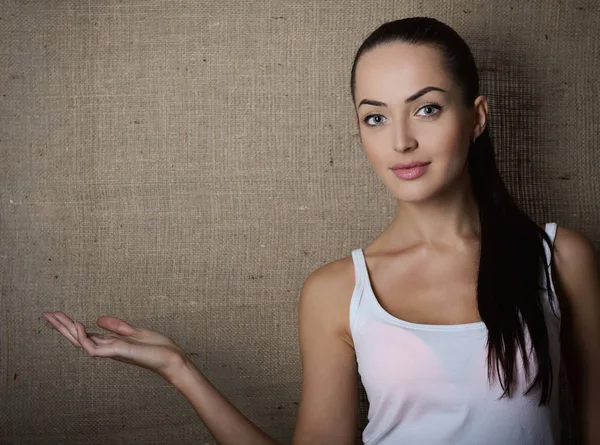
(349, 248), (369, 334)
(351, 248), (368, 284)
(543, 222), (560, 316)
(543, 222), (558, 262)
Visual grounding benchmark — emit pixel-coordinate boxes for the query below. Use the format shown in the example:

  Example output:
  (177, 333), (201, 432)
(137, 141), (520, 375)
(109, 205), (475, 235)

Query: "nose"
(392, 118), (417, 153)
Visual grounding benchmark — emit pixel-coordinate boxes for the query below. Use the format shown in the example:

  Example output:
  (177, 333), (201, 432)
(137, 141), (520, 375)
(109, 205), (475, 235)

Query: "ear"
(472, 95), (488, 140)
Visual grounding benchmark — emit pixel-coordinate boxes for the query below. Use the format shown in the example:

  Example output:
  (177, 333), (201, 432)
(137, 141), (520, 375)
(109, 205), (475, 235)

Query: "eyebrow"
(358, 86), (447, 108)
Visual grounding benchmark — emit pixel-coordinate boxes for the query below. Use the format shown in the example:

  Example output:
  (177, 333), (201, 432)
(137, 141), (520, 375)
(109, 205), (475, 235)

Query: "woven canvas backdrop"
(1, 0), (599, 443)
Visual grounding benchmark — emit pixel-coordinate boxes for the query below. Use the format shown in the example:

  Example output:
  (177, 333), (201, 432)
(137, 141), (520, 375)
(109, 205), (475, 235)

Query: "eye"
(416, 103), (442, 118)
(363, 114), (387, 127)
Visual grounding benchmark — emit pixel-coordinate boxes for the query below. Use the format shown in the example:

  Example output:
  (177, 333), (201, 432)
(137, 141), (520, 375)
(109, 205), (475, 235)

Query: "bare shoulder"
(551, 226), (600, 309)
(303, 256), (355, 296)
(553, 226), (598, 274)
(299, 256), (357, 339)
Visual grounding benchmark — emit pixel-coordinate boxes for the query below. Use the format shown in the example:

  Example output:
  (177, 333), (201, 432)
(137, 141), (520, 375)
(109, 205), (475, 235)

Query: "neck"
(389, 174), (481, 246)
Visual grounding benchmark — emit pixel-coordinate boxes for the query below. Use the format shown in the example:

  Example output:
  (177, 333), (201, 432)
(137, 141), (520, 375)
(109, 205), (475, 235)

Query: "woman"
(42, 17), (600, 445)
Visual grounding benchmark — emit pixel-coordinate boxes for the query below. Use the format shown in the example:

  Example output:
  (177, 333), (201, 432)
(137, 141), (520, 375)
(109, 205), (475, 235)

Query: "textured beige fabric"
(1, 0), (598, 443)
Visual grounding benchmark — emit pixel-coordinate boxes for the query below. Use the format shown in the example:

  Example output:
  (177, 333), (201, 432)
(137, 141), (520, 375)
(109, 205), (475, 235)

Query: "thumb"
(96, 316), (137, 336)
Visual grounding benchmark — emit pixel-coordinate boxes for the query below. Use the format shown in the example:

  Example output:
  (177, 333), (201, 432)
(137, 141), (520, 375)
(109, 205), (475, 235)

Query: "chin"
(384, 176), (440, 204)
(391, 188), (438, 204)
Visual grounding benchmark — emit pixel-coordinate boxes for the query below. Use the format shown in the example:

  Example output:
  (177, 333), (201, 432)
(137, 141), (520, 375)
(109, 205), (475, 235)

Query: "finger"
(42, 317), (55, 330)
(88, 333), (117, 346)
(45, 314), (81, 348)
(41, 313), (59, 330)
(77, 323), (128, 358)
(96, 316), (137, 337)
(75, 321), (101, 356)
(41, 312), (55, 321)
(50, 312), (80, 340)
(45, 313), (79, 342)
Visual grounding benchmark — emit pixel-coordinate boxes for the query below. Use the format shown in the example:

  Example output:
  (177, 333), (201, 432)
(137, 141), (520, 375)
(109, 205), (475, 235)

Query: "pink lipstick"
(390, 161), (431, 180)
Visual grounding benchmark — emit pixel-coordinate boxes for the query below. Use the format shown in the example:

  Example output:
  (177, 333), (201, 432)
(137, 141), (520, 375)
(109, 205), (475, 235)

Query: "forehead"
(354, 42), (454, 103)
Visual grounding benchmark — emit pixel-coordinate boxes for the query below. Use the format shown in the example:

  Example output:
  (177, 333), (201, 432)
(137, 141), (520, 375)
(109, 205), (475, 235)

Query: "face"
(353, 42), (487, 203)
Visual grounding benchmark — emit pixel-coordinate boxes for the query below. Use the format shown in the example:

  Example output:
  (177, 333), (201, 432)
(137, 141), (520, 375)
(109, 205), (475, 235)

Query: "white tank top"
(349, 222), (561, 445)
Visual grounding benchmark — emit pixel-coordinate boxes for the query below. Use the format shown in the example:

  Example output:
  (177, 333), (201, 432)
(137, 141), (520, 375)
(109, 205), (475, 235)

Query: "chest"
(357, 324), (489, 392)
(365, 249), (481, 325)
(353, 323), (555, 445)
(354, 323), (536, 410)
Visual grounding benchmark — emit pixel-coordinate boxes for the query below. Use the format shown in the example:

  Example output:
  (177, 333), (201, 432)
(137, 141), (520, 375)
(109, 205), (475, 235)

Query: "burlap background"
(1, 0), (598, 443)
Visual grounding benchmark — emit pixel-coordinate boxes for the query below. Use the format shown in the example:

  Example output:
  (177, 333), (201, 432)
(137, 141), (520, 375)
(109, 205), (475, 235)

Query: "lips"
(390, 161), (431, 170)
(390, 161), (431, 180)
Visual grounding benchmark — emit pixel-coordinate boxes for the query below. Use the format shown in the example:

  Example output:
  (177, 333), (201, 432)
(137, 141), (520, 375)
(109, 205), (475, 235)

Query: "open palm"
(41, 312), (186, 381)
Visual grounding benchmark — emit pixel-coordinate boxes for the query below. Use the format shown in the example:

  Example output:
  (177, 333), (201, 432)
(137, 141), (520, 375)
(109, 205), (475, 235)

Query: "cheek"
(426, 119), (470, 167)
(360, 129), (391, 168)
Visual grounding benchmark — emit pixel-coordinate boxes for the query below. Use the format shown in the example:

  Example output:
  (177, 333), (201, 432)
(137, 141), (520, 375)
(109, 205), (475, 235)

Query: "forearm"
(167, 357), (279, 445)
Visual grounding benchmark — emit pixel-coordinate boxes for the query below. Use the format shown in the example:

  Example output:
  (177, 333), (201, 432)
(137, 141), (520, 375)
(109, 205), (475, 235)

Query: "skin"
(42, 42), (600, 444)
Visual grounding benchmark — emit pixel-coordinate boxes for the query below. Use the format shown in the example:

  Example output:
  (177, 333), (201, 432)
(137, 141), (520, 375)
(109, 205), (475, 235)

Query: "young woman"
(42, 17), (600, 445)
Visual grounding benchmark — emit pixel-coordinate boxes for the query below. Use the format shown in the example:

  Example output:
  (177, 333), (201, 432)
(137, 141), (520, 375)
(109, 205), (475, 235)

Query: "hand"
(41, 311), (188, 381)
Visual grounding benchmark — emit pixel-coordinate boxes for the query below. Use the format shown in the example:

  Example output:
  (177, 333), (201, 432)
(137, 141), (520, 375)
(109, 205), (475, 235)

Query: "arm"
(43, 259), (358, 445)
(168, 359), (279, 445)
(169, 261), (359, 445)
(552, 227), (600, 445)
(292, 261), (359, 444)
(43, 312), (279, 445)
